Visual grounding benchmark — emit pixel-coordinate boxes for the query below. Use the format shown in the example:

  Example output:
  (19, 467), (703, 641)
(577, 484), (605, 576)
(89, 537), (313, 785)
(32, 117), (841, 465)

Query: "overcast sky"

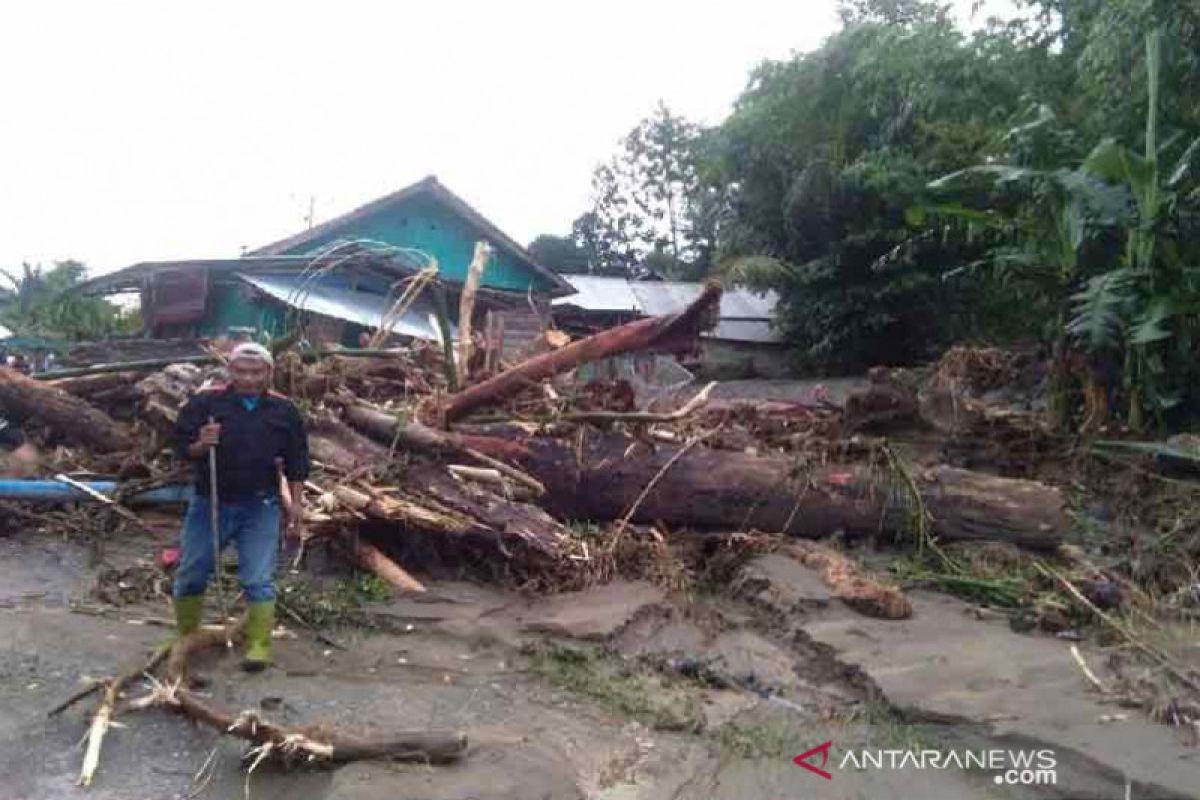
(0, 0), (1019, 276)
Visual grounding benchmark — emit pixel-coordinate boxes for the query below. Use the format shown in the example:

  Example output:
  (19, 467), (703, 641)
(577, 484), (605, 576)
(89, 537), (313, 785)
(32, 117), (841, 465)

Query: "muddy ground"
(1, 517), (1196, 800)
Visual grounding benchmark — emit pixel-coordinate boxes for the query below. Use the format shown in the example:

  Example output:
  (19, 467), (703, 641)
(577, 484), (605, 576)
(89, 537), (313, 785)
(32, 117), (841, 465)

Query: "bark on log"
(47, 371), (143, 398)
(344, 403), (533, 465)
(439, 280), (723, 424)
(308, 414), (392, 472)
(458, 432), (1068, 550)
(0, 367), (128, 450)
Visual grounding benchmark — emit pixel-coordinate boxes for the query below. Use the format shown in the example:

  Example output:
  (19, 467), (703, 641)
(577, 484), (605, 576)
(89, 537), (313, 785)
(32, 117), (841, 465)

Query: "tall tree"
(575, 104), (714, 278)
(527, 234), (590, 274)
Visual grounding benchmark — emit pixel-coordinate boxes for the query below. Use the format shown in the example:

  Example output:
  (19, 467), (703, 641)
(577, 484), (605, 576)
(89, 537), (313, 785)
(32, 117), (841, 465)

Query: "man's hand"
(187, 422), (221, 458)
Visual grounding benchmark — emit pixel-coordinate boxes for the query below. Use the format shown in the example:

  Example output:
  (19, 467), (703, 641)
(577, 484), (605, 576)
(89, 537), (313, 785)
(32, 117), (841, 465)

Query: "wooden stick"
(52, 474), (153, 532)
(47, 679), (104, 718)
(1069, 644), (1107, 693)
(461, 446), (545, 496)
(448, 465), (505, 485)
(349, 535), (426, 593)
(456, 242), (492, 387)
(565, 381), (718, 423)
(76, 645), (171, 786)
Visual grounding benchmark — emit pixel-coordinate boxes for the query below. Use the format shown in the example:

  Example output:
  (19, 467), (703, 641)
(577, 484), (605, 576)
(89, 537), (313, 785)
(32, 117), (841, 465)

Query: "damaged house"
(78, 176), (574, 349)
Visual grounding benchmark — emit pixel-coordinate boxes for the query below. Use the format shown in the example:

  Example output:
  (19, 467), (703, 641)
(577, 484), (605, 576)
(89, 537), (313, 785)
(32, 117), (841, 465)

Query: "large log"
(0, 367), (128, 450)
(439, 280), (723, 424)
(47, 371), (143, 398)
(532, 434), (1068, 550)
(344, 409), (1068, 550)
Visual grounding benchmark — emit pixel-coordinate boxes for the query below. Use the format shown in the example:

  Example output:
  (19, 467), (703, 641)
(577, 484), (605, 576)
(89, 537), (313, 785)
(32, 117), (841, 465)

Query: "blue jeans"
(174, 492), (281, 603)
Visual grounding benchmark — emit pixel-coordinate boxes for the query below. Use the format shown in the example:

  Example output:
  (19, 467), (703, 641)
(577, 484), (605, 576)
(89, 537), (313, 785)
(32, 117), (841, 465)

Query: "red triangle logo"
(794, 741), (833, 780)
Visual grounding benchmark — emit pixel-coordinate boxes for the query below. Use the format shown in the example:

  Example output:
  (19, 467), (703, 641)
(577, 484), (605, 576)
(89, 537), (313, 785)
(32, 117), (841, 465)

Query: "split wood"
(76, 642), (171, 786)
(564, 381), (718, 423)
(456, 242), (492, 387)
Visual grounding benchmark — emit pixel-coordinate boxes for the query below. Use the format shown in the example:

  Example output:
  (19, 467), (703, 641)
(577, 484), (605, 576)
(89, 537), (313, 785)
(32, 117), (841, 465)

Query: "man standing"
(171, 342), (308, 671)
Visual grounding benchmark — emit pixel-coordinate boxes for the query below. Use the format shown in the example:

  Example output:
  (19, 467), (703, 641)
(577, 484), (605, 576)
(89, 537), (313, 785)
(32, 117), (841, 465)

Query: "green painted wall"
(275, 194), (553, 293)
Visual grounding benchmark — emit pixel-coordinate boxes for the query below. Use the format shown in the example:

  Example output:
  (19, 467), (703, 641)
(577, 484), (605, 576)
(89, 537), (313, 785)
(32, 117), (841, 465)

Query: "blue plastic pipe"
(0, 480), (189, 505)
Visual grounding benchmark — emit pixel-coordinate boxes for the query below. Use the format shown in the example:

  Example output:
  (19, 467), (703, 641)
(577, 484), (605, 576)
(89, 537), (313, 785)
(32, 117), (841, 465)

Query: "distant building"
(552, 276), (789, 379)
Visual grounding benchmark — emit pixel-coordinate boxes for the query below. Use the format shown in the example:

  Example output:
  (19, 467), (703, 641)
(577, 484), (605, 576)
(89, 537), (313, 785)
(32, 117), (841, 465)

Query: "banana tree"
(925, 109), (1129, 428)
(1068, 30), (1200, 428)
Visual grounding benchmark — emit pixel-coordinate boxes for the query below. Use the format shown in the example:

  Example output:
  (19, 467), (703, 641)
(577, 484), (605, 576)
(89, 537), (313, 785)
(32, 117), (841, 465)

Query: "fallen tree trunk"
(542, 435), (1069, 550)
(0, 367), (128, 450)
(345, 414), (1068, 550)
(342, 403), (540, 493)
(308, 414), (392, 472)
(47, 371), (143, 398)
(439, 281), (723, 424)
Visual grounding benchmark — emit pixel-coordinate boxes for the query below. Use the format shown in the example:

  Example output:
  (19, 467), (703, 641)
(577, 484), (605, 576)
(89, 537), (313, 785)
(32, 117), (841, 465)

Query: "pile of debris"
(11, 284), (1198, 780)
(1, 284), (1076, 600)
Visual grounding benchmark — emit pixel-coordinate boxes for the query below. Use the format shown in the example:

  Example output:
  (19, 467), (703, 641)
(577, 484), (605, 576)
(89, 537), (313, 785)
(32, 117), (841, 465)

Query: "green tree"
(715, 2), (1038, 372)
(0, 260), (134, 340)
(528, 234), (590, 274)
(576, 104), (714, 277)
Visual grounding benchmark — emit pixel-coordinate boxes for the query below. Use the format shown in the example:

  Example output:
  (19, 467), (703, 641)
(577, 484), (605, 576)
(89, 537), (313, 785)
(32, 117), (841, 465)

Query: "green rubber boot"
(157, 595), (204, 657)
(242, 600), (275, 672)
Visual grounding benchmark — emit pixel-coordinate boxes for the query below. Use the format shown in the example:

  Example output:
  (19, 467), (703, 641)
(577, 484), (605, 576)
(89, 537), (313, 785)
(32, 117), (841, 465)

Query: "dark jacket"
(173, 384), (309, 499)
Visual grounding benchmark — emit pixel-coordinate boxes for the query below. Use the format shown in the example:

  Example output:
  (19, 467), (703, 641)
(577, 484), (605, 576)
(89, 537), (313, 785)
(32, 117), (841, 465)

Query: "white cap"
(229, 342), (274, 366)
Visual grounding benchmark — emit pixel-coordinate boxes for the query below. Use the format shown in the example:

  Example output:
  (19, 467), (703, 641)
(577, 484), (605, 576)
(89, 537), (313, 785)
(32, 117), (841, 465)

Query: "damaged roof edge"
(247, 176), (576, 298)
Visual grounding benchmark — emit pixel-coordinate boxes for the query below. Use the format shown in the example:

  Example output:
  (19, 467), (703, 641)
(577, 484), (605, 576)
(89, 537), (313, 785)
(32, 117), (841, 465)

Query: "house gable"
(251, 177), (573, 296)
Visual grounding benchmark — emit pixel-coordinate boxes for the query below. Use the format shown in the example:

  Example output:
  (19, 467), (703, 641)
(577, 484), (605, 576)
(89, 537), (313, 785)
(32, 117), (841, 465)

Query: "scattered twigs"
(1034, 561), (1200, 694)
(76, 644), (171, 786)
(565, 381), (718, 423)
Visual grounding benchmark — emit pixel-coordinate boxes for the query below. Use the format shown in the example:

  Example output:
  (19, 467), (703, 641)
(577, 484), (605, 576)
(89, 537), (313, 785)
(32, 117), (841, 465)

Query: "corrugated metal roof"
(711, 320), (778, 344)
(237, 273), (452, 342)
(554, 276), (781, 343)
(552, 276), (642, 313)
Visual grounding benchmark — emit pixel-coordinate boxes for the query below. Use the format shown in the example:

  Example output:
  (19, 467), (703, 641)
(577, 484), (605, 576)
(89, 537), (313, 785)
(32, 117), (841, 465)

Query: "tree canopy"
(531, 0), (1200, 429)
